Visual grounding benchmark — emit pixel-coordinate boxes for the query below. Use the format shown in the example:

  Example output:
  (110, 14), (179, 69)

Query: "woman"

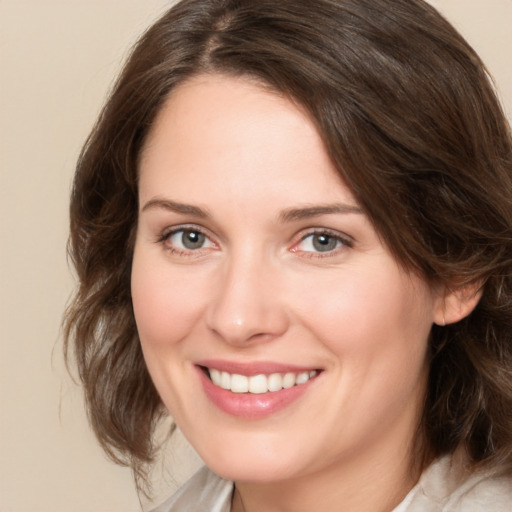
(64, 0), (512, 510)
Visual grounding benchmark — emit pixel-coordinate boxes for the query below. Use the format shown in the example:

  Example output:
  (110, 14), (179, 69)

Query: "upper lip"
(196, 359), (321, 376)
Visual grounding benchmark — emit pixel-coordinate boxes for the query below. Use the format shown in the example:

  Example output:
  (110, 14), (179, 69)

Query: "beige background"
(1, 1), (511, 511)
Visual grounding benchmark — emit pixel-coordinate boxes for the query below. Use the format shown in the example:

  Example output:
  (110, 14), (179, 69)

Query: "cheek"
(291, 264), (434, 359)
(293, 267), (433, 435)
(131, 251), (206, 348)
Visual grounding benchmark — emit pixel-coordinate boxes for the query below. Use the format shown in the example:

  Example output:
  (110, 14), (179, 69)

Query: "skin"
(132, 74), (450, 512)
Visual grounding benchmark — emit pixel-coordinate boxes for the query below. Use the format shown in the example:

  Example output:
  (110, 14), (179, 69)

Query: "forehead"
(139, 74), (357, 209)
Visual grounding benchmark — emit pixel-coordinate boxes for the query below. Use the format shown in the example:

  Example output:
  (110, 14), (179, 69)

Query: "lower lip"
(197, 367), (317, 419)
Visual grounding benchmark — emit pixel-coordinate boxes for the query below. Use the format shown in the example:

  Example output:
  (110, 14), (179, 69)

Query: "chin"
(207, 458), (297, 483)
(194, 434), (312, 483)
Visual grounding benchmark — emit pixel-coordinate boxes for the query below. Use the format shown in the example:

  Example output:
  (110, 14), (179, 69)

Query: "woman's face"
(132, 74), (442, 483)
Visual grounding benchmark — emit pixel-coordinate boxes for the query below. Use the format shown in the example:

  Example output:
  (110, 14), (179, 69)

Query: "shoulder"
(150, 466), (234, 512)
(396, 456), (512, 512)
(448, 471), (512, 511)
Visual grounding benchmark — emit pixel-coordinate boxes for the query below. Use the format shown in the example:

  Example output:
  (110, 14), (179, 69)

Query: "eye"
(162, 227), (216, 254)
(293, 230), (351, 256)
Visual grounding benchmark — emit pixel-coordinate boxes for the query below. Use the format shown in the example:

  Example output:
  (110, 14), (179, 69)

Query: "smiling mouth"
(201, 367), (320, 394)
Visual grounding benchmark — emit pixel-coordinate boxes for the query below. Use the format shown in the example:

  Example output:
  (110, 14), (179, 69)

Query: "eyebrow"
(141, 198), (363, 222)
(141, 198), (210, 218)
(278, 203), (363, 223)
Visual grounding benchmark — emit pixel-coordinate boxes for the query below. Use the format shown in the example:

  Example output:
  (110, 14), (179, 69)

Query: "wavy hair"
(64, 0), (512, 486)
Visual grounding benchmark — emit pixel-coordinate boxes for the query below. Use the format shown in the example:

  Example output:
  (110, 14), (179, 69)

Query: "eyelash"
(157, 226), (352, 259)
(291, 229), (353, 259)
(157, 225), (217, 257)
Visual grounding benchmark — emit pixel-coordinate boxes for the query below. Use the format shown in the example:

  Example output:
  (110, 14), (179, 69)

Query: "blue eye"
(165, 228), (215, 251)
(296, 232), (346, 253)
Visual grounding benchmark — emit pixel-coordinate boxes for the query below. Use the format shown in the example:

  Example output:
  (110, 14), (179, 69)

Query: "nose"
(205, 252), (289, 346)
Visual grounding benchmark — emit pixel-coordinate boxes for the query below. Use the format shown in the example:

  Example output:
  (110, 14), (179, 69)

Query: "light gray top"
(152, 456), (512, 511)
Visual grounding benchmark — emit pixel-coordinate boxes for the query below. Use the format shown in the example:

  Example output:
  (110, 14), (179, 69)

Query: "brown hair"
(64, 0), (512, 486)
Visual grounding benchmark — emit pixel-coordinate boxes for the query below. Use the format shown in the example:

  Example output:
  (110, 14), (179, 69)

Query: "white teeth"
(282, 372), (296, 389)
(220, 371), (231, 390)
(231, 374), (249, 393)
(207, 368), (318, 394)
(267, 373), (283, 392)
(248, 374), (268, 394)
(210, 368), (221, 386)
(296, 371), (310, 385)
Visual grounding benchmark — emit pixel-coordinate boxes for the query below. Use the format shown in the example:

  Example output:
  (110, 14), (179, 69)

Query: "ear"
(433, 281), (484, 326)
